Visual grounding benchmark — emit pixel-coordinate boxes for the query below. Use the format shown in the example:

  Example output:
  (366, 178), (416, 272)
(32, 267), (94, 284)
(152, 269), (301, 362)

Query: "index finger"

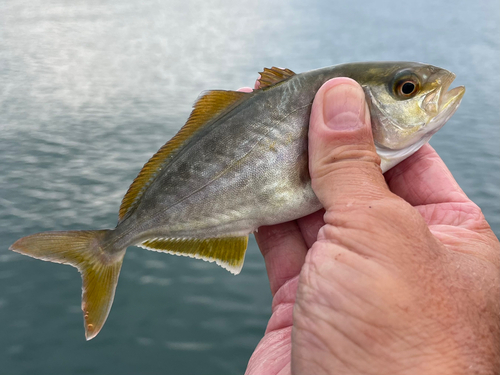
(255, 221), (308, 296)
(384, 144), (469, 207)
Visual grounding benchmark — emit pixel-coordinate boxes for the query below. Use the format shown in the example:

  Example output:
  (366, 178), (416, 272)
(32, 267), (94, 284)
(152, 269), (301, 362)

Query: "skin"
(241, 78), (500, 374)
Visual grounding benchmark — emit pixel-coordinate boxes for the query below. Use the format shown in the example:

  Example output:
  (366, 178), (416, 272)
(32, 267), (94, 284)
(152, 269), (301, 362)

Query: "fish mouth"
(423, 73), (465, 135)
(440, 78), (466, 108)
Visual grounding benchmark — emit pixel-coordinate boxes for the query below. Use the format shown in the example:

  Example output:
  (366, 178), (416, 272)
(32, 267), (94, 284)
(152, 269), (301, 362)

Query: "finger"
(237, 87), (253, 93)
(308, 78), (391, 216)
(255, 221), (308, 296)
(385, 143), (469, 206)
(296, 209), (325, 248)
(255, 210), (325, 296)
(254, 76), (261, 90)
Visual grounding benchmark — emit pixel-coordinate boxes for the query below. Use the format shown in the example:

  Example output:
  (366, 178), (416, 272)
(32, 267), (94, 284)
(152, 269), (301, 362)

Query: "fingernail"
(323, 81), (366, 131)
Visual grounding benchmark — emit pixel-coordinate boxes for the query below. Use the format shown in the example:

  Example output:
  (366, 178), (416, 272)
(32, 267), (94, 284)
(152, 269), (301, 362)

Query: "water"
(0, 0), (498, 374)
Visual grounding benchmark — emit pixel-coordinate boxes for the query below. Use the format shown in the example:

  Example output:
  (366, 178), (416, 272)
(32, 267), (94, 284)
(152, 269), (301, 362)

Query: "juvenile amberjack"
(10, 63), (465, 339)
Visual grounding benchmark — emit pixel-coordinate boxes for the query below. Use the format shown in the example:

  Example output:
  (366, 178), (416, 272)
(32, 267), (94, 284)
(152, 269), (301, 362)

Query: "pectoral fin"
(138, 236), (248, 275)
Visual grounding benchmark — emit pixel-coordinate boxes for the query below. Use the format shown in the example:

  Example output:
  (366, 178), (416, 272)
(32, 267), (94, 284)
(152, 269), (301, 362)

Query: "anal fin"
(139, 236), (249, 275)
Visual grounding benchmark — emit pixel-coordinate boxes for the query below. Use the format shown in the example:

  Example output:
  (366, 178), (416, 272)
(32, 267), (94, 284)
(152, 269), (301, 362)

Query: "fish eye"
(395, 79), (419, 98)
(401, 81), (416, 95)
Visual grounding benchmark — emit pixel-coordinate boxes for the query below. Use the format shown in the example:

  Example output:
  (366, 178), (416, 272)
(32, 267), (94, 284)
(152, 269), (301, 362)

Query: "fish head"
(352, 62), (465, 172)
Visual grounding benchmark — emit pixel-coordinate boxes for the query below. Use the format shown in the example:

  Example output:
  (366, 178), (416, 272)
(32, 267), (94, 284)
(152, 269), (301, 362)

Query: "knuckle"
(311, 144), (381, 181)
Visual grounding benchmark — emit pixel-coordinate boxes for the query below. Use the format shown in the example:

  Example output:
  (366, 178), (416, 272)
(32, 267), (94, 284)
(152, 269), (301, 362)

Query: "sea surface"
(0, 0), (498, 374)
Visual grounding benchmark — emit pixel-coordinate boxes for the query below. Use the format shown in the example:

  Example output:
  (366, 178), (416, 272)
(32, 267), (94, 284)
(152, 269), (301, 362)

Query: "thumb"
(309, 77), (390, 213)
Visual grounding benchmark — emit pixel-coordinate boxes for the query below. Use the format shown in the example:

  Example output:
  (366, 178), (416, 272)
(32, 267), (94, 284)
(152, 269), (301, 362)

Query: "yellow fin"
(9, 230), (125, 340)
(139, 236), (249, 275)
(258, 67), (296, 89)
(118, 90), (249, 222)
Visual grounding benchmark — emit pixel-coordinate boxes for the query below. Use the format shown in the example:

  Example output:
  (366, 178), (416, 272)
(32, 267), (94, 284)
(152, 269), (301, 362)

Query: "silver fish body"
(10, 62), (465, 339)
(114, 70), (323, 248)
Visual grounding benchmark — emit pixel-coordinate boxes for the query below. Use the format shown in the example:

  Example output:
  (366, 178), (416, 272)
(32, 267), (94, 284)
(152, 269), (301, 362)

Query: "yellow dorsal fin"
(139, 236), (249, 275)
(258, 67), (296, 89)
(118, 90), (249, 222)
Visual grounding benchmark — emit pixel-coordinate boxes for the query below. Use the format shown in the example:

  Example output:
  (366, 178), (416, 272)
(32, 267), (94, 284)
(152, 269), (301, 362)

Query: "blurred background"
(0, 0), (498, 374)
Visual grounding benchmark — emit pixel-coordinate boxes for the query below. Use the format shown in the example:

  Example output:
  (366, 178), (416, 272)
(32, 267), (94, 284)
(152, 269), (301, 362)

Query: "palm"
(245, 144), (497, 375)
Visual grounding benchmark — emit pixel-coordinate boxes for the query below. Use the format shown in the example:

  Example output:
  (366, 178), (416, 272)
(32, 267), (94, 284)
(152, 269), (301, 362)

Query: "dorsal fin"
(118, 90), (249, 222)
(258, 67), (295, 89)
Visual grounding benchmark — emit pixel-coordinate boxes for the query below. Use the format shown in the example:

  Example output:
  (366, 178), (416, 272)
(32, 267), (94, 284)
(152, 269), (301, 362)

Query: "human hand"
(245, 78), (500, 375)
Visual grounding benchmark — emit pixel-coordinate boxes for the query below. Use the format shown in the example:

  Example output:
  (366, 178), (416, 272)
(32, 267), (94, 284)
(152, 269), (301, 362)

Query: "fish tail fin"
(9, 230), (125, 340)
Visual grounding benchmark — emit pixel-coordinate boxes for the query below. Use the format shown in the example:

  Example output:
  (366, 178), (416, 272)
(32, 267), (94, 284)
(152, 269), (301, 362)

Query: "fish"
(9, 62), (465, 340)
